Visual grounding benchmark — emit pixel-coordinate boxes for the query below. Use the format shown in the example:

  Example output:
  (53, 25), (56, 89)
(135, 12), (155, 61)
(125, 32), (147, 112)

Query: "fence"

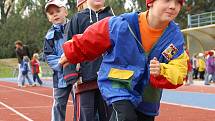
(188, 11), (215, 28)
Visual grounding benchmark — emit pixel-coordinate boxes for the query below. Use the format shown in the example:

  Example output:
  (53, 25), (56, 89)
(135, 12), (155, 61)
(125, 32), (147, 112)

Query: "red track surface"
(157, 103), (215, 121)
(174, 84), (215, 94)
(0, 81), (215, 121)
(0, 81), (73, 121)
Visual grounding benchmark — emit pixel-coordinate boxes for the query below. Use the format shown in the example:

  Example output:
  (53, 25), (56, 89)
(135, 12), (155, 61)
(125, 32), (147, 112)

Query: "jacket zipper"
(96, 13), (99, 22)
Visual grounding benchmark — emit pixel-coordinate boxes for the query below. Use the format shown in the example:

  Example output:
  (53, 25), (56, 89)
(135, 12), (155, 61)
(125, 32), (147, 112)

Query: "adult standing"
(204, 51), (215, 85)
(15, 40), (33, 87)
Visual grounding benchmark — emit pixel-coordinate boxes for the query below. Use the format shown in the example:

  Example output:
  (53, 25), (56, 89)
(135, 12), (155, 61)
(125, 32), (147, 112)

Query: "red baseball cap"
(146, 0), (185, 9)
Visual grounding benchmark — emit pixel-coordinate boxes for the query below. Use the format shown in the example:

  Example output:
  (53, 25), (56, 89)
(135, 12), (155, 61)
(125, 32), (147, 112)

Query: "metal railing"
(188, 11), (215, 28)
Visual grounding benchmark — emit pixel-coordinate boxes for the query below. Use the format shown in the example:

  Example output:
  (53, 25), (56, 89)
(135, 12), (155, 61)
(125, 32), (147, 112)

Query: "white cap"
(198, 53), (204, 57)
(45, 0), (67, 12)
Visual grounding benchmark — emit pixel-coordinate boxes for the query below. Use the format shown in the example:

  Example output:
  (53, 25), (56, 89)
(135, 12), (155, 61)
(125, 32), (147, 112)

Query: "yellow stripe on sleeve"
(160, 51), (189, 85)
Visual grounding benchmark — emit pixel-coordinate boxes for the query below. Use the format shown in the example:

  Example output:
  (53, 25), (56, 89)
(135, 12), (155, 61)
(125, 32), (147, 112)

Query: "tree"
(0, 0), (15, 25)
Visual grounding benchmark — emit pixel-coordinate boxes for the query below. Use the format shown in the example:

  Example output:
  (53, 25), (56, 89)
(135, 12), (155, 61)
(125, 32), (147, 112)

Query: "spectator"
(204, 51), (215, 85)
(31, 53), (43, 86)
(20, 56), (34, 87)
(198, 53), (205, 80)
(192, 54), (199, 79)
(15, 40), (32, 87)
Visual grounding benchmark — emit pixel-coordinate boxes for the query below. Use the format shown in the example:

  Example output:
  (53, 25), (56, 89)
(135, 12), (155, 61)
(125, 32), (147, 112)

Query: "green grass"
(0, 58), (17, 78)
(0, 58), (52, 78)
(0, 64), (15, 78)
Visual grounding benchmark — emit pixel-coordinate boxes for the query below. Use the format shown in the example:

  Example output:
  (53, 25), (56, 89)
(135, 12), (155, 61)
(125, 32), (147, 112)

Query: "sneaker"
(29, 84), (35, 87)
(18, 85), (26, 88)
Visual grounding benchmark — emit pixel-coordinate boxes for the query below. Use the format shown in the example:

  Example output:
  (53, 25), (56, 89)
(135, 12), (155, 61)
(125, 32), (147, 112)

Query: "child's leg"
(33, 74), (36, 83)
(75, 90), (97, 121)
(26, 75), (33, 85)
(52, 85), (72, 121)
(109, 100), (137, 121)
(136, 110), (155, 121)
(17, 64), (22, 86)
(35, 74), (43, 85)
(96, 90), (112, 121)
(204, 73), (210, 85)
(70, 88), (77, 121)
(21, 75), (26, 86)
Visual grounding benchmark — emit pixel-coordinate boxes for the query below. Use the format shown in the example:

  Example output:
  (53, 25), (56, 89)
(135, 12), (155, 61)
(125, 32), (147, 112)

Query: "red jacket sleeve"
(150, 75), (183, 89)
(63, 17), (112, 64)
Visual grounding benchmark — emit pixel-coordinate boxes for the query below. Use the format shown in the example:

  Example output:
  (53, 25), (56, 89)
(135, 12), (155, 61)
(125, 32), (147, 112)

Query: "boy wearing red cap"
(61, 0), (188, 120)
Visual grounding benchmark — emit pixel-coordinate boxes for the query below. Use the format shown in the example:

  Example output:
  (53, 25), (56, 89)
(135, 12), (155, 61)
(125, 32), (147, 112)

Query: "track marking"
(0, 84), (72, 103)
(169, 89), (215, 95)
(0, 105), (73, 110)
(0, 101), (33, 121)
(162, 101), (215, 111)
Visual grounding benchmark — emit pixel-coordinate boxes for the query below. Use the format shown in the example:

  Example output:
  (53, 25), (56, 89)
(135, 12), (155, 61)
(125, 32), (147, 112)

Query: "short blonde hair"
(33, 53), (39, 60)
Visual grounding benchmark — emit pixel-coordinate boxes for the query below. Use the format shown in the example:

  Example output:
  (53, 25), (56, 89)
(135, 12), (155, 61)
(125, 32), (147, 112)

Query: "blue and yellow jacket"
(63, 12), (188, 116)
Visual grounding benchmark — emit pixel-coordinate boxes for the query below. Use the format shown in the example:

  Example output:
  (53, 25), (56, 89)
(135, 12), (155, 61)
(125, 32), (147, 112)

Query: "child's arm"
(61, 17), (112, 64)
(46, 55), (62, 71)
(43, 34), (62, 72)
(150, 51), (189, 89)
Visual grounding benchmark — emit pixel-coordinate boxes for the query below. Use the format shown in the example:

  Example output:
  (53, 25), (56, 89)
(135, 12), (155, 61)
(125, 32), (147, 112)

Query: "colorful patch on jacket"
(162, 43), (178, 61)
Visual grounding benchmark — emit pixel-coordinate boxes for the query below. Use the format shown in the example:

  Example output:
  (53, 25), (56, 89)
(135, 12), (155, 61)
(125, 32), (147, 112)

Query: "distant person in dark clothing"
(15, 40), (32, 87)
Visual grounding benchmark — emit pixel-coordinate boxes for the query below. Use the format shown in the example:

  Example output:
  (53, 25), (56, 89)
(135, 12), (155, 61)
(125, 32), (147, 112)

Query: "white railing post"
(188, 14), (191, 28)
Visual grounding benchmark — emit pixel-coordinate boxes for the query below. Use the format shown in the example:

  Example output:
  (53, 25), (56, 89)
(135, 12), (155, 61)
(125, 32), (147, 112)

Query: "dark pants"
(199, 71), (205, 80)
(33, 73), (43, 85)
(75, 89), (112, 121)
(110, 100), (155, 121)
(52, 85), (76, 121)
(193, 68), (199, 79)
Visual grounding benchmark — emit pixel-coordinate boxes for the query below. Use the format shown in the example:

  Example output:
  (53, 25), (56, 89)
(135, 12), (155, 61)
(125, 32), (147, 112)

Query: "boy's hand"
(62, 62), (70, 68)
(150, 57), (160, 77)
(60, 54), (68, 65)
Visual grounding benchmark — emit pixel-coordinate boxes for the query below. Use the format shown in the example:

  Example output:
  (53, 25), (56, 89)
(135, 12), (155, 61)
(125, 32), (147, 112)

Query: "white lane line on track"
(162, 101), (215, 111)
(0, 84), (72, 103)
(0, 105), (73, 110)
(0, 101), (33, 121)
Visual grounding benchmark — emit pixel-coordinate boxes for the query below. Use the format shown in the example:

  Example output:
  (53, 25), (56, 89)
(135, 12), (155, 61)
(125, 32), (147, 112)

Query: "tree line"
(0, 0), (214, 58)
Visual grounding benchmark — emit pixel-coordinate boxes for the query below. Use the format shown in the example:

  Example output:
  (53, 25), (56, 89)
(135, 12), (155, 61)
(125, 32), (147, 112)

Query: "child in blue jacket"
(20, 56), (34, 87)
(43, 0), (78, 120)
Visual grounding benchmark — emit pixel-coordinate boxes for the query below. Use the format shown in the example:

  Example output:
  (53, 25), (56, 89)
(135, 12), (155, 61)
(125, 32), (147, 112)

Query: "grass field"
(0, 58), (17, 78)
(0, 58), (52, 78)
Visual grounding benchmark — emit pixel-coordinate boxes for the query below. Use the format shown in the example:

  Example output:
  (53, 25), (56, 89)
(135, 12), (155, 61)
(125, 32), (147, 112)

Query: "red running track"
(0, 81), (215, 121)
(0, 81), (73, 121)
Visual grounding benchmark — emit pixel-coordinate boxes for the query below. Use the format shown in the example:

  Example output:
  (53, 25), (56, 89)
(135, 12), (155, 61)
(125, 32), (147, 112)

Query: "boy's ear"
(64, 8), (68, 17)
(148, 3), (153, 8)
(65, 10), (68, 16)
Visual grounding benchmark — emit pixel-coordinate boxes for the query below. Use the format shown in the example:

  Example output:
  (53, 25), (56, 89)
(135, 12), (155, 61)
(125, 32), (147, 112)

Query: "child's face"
(150, 0), (182, 23)
(87, 0), (105, 9)
(46, 5), (68, 25)
(15, 44), (22, 49)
